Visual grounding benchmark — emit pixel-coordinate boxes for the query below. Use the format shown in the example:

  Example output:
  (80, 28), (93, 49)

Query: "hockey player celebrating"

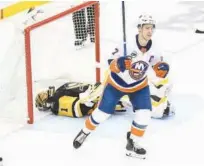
(73, 14), (170, 159)
(35, 82), (126, 118)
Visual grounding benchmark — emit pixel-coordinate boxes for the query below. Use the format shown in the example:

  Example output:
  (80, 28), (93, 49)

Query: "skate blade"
(126, 151), (146, 159)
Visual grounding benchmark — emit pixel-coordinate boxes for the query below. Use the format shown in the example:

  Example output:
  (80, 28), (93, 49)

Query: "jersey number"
(112, 48), (119, 55)
(61, 108), (68, 112)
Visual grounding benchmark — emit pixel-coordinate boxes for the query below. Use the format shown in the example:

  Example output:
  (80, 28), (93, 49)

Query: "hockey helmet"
(35, 91), (50, 111)
(137, 14), (156, 28)
(35, 86), (55, 111)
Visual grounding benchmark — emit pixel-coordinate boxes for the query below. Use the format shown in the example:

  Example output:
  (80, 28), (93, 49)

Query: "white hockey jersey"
(107, 34), (161, 93)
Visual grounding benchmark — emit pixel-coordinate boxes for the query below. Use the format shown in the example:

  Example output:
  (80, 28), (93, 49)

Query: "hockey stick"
(122, 1), (127, 56)
(79, 83), (104, 104)
(195, 29), (204, 34)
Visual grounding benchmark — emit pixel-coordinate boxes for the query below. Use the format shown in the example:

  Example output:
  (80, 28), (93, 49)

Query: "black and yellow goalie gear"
(57, 82), (90, 92)
(57, 95), (99, 118)
(151, 95), (168, 107)
(35, 86), (55, 111)
(57, 96), (83, 117)
(151, 95), (169, 118)
(115, 101), (127, 112)
(154, 77), (169, 88)
(79, 82), (103, 104)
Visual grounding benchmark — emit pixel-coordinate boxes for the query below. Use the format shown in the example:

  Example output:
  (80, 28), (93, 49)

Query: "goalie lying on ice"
(35, 80), (174, 119)
(35, 82), (127, 118)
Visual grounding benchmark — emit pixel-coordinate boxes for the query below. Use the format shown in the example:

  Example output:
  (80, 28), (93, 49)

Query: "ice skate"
(126, 132), (146, 159)
(73, 130), (89, 149)
(163, 101), (175, 118)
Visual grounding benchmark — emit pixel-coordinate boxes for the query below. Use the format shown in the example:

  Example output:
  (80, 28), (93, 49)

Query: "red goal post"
(24, 1), (100, 124)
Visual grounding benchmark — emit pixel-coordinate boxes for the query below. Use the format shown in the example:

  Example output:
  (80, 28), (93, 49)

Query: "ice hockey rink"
(0, 1), (204, 166)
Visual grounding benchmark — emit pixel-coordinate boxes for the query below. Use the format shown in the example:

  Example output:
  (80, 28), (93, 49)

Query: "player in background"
(73, 14), (170, 159)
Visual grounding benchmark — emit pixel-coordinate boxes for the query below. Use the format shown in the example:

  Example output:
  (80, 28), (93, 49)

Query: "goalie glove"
(117, 56), (132, 72)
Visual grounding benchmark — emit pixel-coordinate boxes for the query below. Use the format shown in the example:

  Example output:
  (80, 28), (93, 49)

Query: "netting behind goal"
(0, 1), (100, 132)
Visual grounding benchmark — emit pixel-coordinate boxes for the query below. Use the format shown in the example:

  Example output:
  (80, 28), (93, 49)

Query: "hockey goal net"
(0, 1), (100, 133)
(25, 1), (100, 124)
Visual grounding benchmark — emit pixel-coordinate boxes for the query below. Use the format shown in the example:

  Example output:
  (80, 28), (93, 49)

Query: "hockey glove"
(153, 62), (169, 78)
(117, 56), (132, 72)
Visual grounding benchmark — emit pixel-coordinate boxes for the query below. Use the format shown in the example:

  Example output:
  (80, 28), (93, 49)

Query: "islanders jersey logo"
(129, 61), (149, 80)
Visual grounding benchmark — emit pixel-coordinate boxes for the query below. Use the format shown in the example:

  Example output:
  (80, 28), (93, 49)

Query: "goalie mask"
(35, 86), (55, 111)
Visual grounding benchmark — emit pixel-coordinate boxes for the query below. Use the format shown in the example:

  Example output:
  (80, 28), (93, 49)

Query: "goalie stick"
(79, 82), (104, 104)
(195, 29), (204, 34)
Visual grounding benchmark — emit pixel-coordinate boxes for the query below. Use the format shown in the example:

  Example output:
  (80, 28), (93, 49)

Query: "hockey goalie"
(35, 82), (126, 118)
(35, 64), (175, 119)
